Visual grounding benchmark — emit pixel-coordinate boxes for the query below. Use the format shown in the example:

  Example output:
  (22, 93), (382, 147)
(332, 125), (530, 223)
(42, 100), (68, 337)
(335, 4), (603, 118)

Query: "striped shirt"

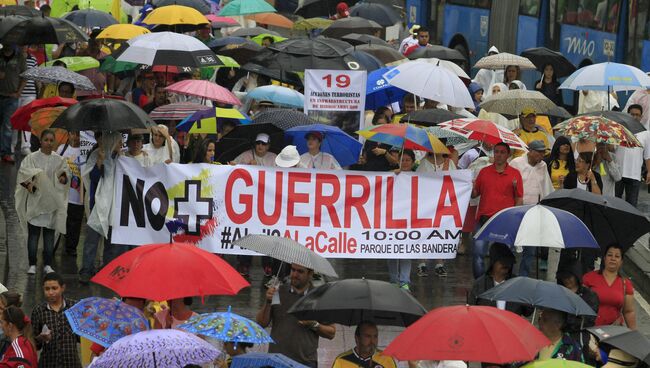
(0, 335), (38, 367)
(20, 56), (37, 98)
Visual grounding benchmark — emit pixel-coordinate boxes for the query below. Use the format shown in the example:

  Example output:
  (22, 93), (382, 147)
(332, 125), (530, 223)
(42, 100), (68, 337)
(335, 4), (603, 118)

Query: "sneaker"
(43, 265), (55, 274)
(434, 264), (448, 277)
(27, 265), (36, 275)
(399, 283), (410, 292)
(2, 155), (15, 164)
(417, 263), (428, 277)
(79, 274), (91, 285)
(263, 265), (273, 277)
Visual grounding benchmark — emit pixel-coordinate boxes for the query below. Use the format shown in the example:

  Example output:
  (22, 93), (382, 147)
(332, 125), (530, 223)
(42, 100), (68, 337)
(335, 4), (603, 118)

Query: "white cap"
(488, 45), (499, 54)
(255, 133), (270, 143)
(275, 145), (301, 168)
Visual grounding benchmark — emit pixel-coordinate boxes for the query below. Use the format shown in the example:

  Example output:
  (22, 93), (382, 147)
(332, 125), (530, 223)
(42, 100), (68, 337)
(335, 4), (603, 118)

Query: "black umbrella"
(295, 0), (358, 18)
(62, 9), (118, 29)
(230, 27), (280, 38)
(545, 105), (572, 120)
(1, 16), (88, 45)
(0, 15), (28, 39)
(349, 2), (399, 26)
(399, 109), (464, 127)
(240, 63), (303, 88)
(575, 111), (646, 135)
(0, 5), (40, 17)
(51, 98), (155, 131)
(214, 129), (285, 163)
(287, 278), (427, 326)
(348, 50), (384, 71)
(321, 17), (382, 39)
(207, 36), (250, 49)
(351, 44), (405, 64)
(540, 189), (650, 250)
(521, 47), (576, 78)
(407, 45), (466, 62)
(251, 38), (357, 72)
(253, 109), (318, 130)
(213, 42), (262, 64)
(341, 33), (390, 47)
(587, 326), (650, 364)
(153, 0), (211, 14)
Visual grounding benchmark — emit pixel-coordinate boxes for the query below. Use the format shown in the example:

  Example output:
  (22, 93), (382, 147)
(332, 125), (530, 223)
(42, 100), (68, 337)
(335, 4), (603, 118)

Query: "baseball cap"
(255, 133), (270, 144)
(305, 131), (323, 141)
(528, 140), (546, 152)
(521, 107), (537, 116)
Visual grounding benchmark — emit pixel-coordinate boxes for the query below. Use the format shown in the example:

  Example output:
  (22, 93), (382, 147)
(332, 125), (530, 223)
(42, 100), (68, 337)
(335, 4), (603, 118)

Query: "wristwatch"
(310, 321), (320, 331)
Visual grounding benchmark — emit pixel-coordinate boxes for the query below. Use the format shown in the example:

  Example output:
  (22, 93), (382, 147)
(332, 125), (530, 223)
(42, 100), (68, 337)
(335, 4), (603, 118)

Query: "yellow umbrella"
(143, 5), (209, 26)
(96, 24), (151, 42)
(293, 17), (333, 31)
(0, 0), (17, 5)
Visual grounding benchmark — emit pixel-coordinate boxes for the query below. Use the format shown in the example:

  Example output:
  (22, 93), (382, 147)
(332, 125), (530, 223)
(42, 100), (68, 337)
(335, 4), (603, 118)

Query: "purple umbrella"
(89, 329), (221, 368)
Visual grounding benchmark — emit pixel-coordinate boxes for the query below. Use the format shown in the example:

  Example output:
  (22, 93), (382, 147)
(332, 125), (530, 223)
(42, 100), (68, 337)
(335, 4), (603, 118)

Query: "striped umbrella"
(232, 234), (338, 277)
(149, 103), (208, 121)
(357, 123), (449, 153)
(176, 107), (250, 133)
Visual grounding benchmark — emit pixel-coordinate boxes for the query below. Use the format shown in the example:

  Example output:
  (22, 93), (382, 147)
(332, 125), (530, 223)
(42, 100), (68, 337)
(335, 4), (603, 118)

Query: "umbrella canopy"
(474, 204), (599, 249)
(352, 44), (406, 64)
(96, 24), (150, 42)
(252, 109), (318, 130)
(365, 66), (406, 110)
(219, 0), (276, 16)
(10, 96), (77, 131)
(51, 98), (156, 132)
(540, 189), (650, 250)
(480, 89), (557, 116)
(521, 360), (593, 368)
(143, 5), (208, 32)
(479, 276), (597, 316)
(251, 33), (288, 46)
(348, 49), (384, 71)
(424, 126), (472, 147)
(520, 47), (576, 78)
(555, 116), (641, 147)
(213, 40), (263, 64)
(21, 66), (95, 91)
(113, 32), (220, 68)
(383, 305), (550, 363)
(91, 243), (250, 300)
(29, 107), (69, 146)
(241, 63), (304, 88)
(62, 9), (118, 28)
(44, 56), (100, 72)
(341, 33), (390, 47)
(1, 16), (88, 45)
(165, 79), (241, 105)
(247, 85), (304, 108)
(251, 38), (356, 72)
(586, 325), (650, 364)
(0, 5), (39, 16)
(64, 297), (149, 348)
(176, 107), (249, 134)
(0, 15), (28, 39)
(207, 14), (240, 28)
(149, 102), (210, 121)
(321, 17), (382, 39)
(295, 0), (341, 18)
(88, 329), (221, 368)
(400, 108), (464, 127)
(349, 2), (400, 26)
(232, 234), (338, 277)
(418, 57), (471, 80)
(560, 62), (650, 92)
(544, 105), (572, 119)
(292, 17), (333, 31)
(473, 52), (536, 70)
(357, 123), (449, 153)
(178, 307), (273, 344)
(285, 123), (362, 166)
(246, 12), (293, 28)
(439, 118), (528, 151)
(230, 26), (280, 38)
(287, 278), (426, 326)
(575, 111), (645, 135)
(407, 45), (466, 63)
(153, 0), (211, 14)
(231, 353), (309, 368)
(383, 61), (474, 109)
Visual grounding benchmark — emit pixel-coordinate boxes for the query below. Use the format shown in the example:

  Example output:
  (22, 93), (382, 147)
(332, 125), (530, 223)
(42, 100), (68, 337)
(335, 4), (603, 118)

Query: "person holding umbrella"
(563, 152), (602, 195)
(536, 308), (584, 362)
(332, 321), (396, 368)
(535, 64), (563, 106)
(298, 132), (341, 170)
(232, 133), (277, 167)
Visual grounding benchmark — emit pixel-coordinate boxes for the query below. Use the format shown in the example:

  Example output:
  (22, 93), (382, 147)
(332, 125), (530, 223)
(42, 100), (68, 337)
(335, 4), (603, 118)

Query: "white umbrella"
(382, 60), (474, 108)
(419, 57), (470, 80)
(480, 90), (557, 116)
(473, 52), (536, 70)
(559, 62), (650, 92)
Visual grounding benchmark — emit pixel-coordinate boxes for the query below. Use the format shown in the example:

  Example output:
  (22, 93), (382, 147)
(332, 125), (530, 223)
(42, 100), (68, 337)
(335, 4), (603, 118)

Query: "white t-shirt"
(234, 150), (277, 167)
(615, 130), (650, 180)
(298, 152), (341, 170)
(57, 145), (83, 205)
(509, 156), (554, 205)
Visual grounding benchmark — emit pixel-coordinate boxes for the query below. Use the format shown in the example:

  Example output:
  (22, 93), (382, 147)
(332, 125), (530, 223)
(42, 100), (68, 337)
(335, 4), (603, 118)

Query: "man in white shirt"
(509, 140), (554, 278)
(623, 88), (650, 130)
(57, 131), (84, 257)
(298, 132), (341, 170)
(614, 104), (650, 207)
(232, 133), (277, 167)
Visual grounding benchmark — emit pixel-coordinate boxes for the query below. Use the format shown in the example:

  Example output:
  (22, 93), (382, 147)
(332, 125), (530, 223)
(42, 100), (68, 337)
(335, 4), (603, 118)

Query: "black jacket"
(563, 170), (603, 193)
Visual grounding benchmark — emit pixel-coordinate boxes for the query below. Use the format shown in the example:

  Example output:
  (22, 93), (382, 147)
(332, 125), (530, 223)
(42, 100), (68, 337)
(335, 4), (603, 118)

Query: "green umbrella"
(293, 17), (333, 31)
(218, 0), (276, 16)
(216, 55), (240, 68)
(251, 33), (287, 46)
(99, 56), (138, 74)
(45, 56), (100, 72)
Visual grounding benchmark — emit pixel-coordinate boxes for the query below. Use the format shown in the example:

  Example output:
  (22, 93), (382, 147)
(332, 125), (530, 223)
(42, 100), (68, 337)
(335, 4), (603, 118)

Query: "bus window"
(520, 0), (540, 16)
(447, 0), (492, 8)
(558, 0), (611, 30)
(602, 0), (621, 32)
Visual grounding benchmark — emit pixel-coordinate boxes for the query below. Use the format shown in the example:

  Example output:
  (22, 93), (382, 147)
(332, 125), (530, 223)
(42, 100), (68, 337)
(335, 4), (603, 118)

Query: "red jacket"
(0, 336), (38, 368)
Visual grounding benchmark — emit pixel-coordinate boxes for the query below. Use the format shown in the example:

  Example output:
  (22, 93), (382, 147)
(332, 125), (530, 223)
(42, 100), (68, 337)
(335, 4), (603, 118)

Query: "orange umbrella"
(30, 106), (69, 147)
(246, 12), (293, 28)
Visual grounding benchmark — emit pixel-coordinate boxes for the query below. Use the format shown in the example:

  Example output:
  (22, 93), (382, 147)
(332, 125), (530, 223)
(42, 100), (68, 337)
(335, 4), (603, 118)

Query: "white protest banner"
(111, 158), (472, 259)
(304, 69), (367, 136)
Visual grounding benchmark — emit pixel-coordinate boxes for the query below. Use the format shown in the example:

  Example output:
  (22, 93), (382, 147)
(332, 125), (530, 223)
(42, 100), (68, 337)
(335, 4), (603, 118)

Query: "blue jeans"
(0, 97), (18, 156)
(519, 247), (537, 277)
(387, 259), (411, 285)
(472, 216), (490, 279)
(615, 178), (641, 207)
(80, 225), (116, 276)
(27, 223), (55, 266)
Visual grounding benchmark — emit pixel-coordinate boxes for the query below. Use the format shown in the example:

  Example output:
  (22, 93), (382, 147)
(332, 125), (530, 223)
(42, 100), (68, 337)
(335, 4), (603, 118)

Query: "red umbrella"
(383, 305), (550, 364)
(439, 118), (529, 151)
(165, 79), (242, 105)
(11, 97), (77, 131)
(91, 242), (250, 301)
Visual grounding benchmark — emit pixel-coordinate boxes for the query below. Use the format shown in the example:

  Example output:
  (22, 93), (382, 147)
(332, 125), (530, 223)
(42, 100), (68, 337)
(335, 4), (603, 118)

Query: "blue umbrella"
(247, 85), (305, 108)
(474, 204), (599, 250)
(559, 62), (650, 92)
(230, 353), (310, 368)
(285, 124), (362, 167)
(365, 66), (406, 110)
(348, 50), (384, 72)
(177, 307), (273, 344)
(64, 297), (149, 348)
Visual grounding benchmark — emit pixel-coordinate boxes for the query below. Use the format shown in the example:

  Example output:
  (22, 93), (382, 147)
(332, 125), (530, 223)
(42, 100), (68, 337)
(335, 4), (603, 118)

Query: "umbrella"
(407, 45), (466, 63)
(348, 49), (384, 71)
(0, 5), (39, 16)
(251, 33), (288, 46)
(521, 360), (593, 368)
(62, 9), (118, 29)
(10, 96), (77, 131)
(399, 109), (464, 127)
(321, 17), (382, 39)
(178, 307), (273, 344)
(21, 66), (95, 91)
(575, 111), (645, 135)
(206, 15), (240, 28)
(438, 118), (529, 151)
(143, 5), (208, 32)
(231, 353), (309, 368)
(1, 16), (88, 45)
(560, 62), (650, 92)
(219, 0), (276, 16)
(88, 329), (221, 368)
(51, 98), (156, 132)
(44, 56), (100, 72)
(480, 89), (557, 116)
(341, 33), (390, 47)
(0, 15), (29, 39)
(285, 123), (362, 166)
(555, 116), (641, 148)
(295, 0), (352, 18)
(292, 17), (333, 31)
(247, 85), (304, 108)
(287, 278), (426, 326)
(252, 109), (317, 130)
(478, 276), (597, 316)
(91, 243), (249, 300)
(153, 0), (211, 14)
(113, 32), (220, 68)
(98, 56), (139, 76)
(251, 38), (356, 72)
(474, 204), (599, 249)
(349, 2), (400, 26)
(208, 36), (251, 49)
(176, 107), (250, 134)
(418, 57), (471, 81)
(586, 325), (650, 364)
(214, 42), (263, 64)
(351, 44), (406, 65)
(246, 12), (293, 28)
(214, 136), (283, 164)
(165, 79), (241, 105)
(424, 126), (472, 146)
(544, 105), (572, 119)
(383, 61), (474, 108)
(365, 66), (406, 110)
(149, 102), (208, 121)
(96, 24), (150, 43)
(357, 123), (449, 153)
(29, 107), (69, 147)
(231, 26), (280, 38)
(64, 297), (149, 348)
(232, 234), (338, 277)
(240, 63), (304, 88)
(520, 47), (576, 78)
(383, 305), (550, 363)
(473, 52), (536, 70)
(540, 189), (650, 250)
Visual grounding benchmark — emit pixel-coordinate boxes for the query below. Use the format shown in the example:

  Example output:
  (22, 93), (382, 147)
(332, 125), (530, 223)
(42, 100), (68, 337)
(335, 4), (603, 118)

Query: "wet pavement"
(1, 156), (650, 367)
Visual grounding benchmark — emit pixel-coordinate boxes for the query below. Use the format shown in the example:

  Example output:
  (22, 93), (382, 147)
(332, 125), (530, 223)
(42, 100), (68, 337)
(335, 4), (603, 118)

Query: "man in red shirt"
(471, 142), (523, 278)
